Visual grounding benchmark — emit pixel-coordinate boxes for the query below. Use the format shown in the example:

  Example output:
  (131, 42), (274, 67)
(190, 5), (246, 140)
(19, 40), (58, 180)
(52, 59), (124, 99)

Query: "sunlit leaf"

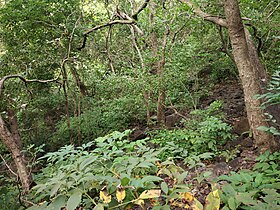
(116, 186), (126, 203)
(100, 189), (112, 204)
(191, 198), (203, 210)
(205, 190), (220, 210)
(139, 189), (161, 199)
(180, 192), (193, 202)
(134, 199), (144, 206)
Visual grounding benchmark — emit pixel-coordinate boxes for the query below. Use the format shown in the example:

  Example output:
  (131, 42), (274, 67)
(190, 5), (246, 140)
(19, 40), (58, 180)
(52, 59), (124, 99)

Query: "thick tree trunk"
(224, 0), (278, 151)
(0, 115), (32, 193)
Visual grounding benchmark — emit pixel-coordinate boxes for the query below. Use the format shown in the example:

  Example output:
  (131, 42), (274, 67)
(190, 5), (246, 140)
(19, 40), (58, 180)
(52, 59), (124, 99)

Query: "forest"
(0, 0), (279, 209)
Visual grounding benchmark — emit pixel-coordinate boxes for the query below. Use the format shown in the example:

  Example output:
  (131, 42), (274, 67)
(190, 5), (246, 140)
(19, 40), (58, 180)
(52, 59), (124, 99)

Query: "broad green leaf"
(235, 192), (258, 205)
(228, 197), (236, 210)
(222, 184), (237, 196)
(93, 204), (105, 210)
(161, 182), (169, 194)
(137, 161), (154, 168)
(47, 194), (66, 210)
(66, 190), (82, 210)
(121, 176), (130, 186)
(255, 173), (263, 186)
(50, 183), (61, 197)
(177, 171), (188, 184)
(80, 156), (97, 170)
(141, 176), (162, 183)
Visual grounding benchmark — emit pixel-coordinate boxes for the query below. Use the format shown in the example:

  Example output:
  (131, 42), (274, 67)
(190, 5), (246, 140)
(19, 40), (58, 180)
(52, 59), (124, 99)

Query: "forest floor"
(131, 80), (260, 209)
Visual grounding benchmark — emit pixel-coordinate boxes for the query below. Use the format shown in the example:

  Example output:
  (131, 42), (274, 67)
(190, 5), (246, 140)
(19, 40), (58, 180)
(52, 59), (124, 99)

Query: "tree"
(0, 0), (82, 191)
(0, 111), (31, 193)
(224, 0), (278, 151)
(0, 75), (59, 192)
(179, 0), (279, 151)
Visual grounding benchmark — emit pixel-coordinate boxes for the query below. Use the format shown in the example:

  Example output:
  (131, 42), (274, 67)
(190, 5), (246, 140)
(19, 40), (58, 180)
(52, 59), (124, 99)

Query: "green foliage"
(52, 95), (147, 147)
(219, 147), (240, 163)
(257, 70), (280, 107)
(219, 151), (280, 210)
(151, 101), (233, 160)
(256, 70), (280, 135)
(29, 130), (162, 209)
(0, 175), (22, 210)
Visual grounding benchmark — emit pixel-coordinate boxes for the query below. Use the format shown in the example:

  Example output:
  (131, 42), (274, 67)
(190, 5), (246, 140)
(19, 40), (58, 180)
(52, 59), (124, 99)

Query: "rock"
(129, 128), (147, 141)
(233, 117), (250, 135)
(165, 114), (182, 128)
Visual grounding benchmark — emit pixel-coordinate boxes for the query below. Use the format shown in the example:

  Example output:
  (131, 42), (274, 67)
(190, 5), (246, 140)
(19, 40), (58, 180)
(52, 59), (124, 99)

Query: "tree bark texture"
(0, 115), (32, 192)
(224, 0), (278, 151)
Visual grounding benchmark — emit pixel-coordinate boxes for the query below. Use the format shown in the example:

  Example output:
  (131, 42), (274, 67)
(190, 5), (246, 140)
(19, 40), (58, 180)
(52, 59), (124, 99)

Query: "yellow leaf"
(213, 189), (220, 198)
(156, 161), (161, 167)
(180, 192), (194, 202)
(184, 204), (190, 209)
(100, 190), (111, 204)
(191, 198), (203, 210)
(149, 198), (158, 206)
(116, 186), (126, 203)
(139, 189), (161, 199)
(205, 190), (220, 210)
(170, 200), (184, 207)
(134, 199), (144, 206)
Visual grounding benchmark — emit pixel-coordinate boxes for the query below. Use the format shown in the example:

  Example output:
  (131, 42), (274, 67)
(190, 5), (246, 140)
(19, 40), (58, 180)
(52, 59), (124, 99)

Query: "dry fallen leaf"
(134, 199), (145, 206)
(180, 192), (194, 202)
(100, 189), (111, 204)
(116, 185), (126, 203)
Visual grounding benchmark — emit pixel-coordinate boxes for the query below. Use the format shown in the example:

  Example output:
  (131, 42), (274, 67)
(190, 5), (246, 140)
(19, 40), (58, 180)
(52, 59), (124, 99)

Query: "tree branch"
(179, 0), (227, 27)
(78, 0), (151, 51)
(132, 0), (151, 20)
(218, 26), (235, 62)
(84, 19), (135, 36)
(0, 75), (60, 96)
(78, 20), (135, 51)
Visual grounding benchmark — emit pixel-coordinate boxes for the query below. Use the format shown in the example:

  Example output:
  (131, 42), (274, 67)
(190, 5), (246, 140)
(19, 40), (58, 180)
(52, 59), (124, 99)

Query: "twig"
(0, 154), (18, 178)
(218, 25), (235, 62)
(130, 26), (145, 70)
(20, 197), (37, 206)
(166, 98), (189, 121)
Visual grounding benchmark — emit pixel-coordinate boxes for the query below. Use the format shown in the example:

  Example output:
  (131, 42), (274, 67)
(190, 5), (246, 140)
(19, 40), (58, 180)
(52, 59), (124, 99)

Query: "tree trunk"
(224, 0), (278, 151)
(150, 1), (166, 127)
(0, 114), (32, 193)
(7, 109), (22, 149)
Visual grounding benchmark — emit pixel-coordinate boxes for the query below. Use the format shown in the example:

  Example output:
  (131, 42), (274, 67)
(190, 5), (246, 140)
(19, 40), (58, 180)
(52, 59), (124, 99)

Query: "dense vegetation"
(0, 0), (279, 209)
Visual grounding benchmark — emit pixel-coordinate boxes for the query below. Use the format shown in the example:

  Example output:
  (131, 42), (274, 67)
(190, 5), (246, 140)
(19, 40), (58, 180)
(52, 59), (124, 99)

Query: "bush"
(150, 101), (233, 160)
